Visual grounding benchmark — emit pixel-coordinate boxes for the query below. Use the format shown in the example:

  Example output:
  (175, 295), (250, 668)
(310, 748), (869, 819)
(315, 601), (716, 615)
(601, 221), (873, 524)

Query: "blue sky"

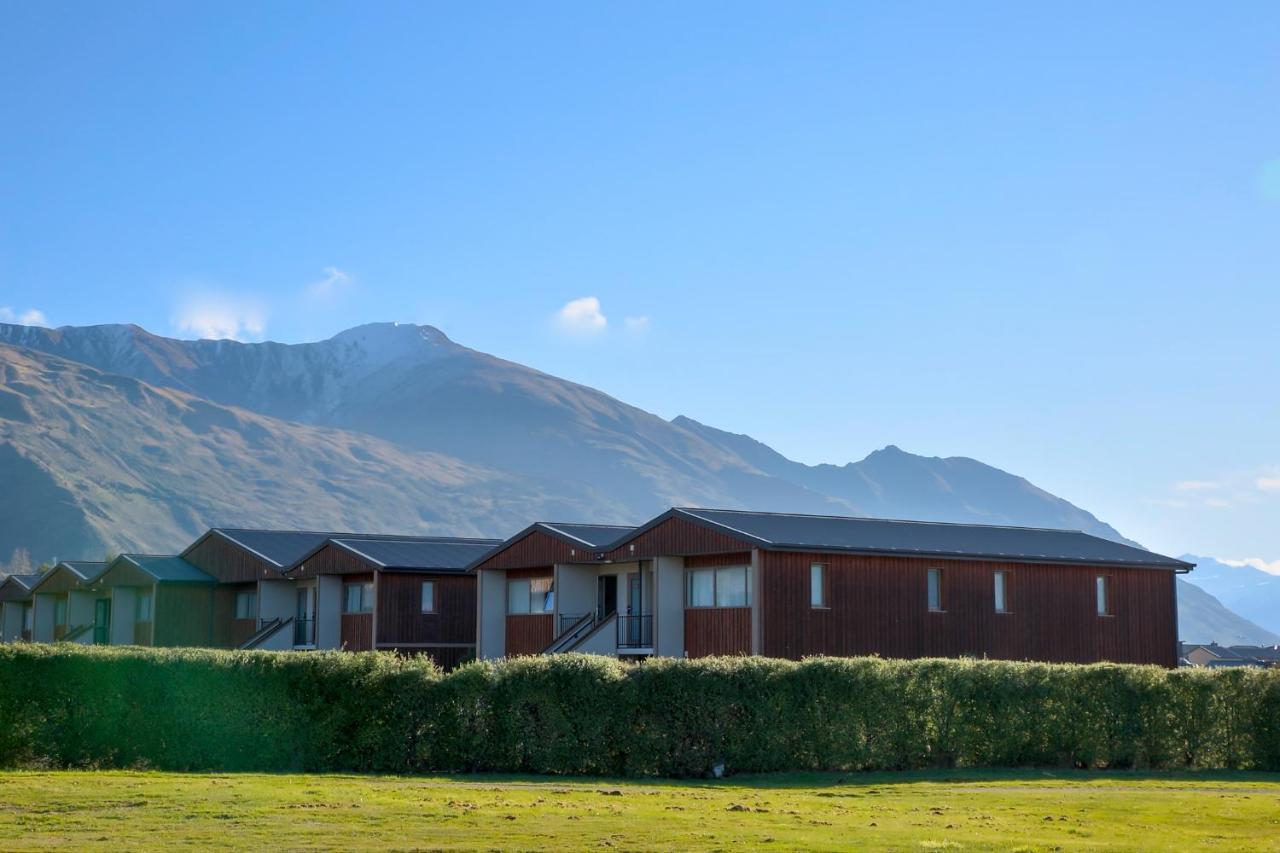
(2, 3), (1278, 564)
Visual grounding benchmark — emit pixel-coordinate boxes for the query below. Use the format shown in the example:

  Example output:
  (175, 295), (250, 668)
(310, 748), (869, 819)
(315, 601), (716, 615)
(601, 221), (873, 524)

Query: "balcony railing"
(293, 618), (316, 647)
(616, 614), (653, 649)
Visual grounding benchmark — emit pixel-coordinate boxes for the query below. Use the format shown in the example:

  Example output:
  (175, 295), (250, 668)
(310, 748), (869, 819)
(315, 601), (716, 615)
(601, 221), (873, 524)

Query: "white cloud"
(306, 266), (352, 300)
(624, 315), (651, 335)
(1222, 557), (1280, 577)
(0, 307), (49, 326)
(1204, 497), (1231, 509)
(554, 297), (608, 336)
(172, 293), (267, 341)
(1174, 480), (1221, 492)
(1256, 477), (1280, 493)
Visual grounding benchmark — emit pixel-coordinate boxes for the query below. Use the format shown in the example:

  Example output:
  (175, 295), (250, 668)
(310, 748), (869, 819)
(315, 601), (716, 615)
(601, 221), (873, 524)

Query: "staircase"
(238, 617), (292, 650)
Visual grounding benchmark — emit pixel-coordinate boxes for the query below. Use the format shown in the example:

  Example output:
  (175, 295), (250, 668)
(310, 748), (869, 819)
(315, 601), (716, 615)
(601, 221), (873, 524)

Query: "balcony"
(616, 614), (653, 650)
(293, 618), (316, 648)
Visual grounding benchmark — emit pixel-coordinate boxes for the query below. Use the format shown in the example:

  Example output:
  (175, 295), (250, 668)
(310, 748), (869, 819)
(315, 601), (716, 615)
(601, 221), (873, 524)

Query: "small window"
(927, 568), (943, 612)
(421, 581), (436, 614)
(1096, 575), (1111, 616)
(507, 578), (554, 614)
(810, 563), (826, 607)
(344, 582), (374, 614)
(53, 599), (67, 626)
(994, 571), (1008, 613)
(234, 589), (257, 620)
(135, 593), (153, 622)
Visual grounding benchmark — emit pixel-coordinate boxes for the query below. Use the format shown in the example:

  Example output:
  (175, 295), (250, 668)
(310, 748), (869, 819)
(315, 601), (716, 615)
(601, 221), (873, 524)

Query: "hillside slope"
(1176, 578), (1280, 645)
(1180, 554), (1280, 636)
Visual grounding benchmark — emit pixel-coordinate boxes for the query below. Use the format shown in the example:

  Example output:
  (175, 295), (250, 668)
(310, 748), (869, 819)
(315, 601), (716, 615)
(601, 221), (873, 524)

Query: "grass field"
(0, 770), (1277, 851)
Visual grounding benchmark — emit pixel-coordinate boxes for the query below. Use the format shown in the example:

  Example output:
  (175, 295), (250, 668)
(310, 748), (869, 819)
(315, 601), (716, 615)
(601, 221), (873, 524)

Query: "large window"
(1096, 575), (1111, 616)
(686, 566), (752, 608)
(135, 592), (153, 622)
(234, 589), (257, 620)
(421, 581), (436, 614)
(810, 563), (827, 608)
(927, 568), (943, 612)
(344, 582), (374, 614)
(53, 599), (67, 626)
(993, 571), (1008, 613)
(507, 577), (554, 614)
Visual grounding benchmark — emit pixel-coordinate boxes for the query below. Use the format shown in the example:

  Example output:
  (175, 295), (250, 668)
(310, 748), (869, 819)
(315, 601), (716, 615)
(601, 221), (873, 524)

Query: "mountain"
(0, 342), (582, 561)
(0, 319), (1265, 647)
(1175, 578), (1280, 646)
(1180, 555), (1280, 637)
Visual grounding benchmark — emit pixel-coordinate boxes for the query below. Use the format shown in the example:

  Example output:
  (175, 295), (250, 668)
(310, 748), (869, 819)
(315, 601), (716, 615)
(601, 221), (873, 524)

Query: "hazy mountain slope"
(1176, 578), (1280, 645)
(673, 416), (1135, 544)
(0, 343), (586, 562)
(1181, 554), (1280, 636)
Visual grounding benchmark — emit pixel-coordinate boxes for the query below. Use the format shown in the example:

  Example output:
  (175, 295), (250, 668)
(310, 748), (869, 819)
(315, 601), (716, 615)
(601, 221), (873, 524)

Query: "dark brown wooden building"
(473, 508), (1192, 667)
(292, 536), (500, 668)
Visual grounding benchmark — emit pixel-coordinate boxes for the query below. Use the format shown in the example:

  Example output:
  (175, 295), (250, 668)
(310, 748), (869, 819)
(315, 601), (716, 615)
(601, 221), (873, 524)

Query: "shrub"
(0, 645), (1276, 775)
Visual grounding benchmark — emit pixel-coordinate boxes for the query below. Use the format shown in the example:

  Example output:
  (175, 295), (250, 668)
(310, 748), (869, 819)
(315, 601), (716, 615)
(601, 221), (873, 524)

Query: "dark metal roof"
(0, 573), (41, 598)
(643, 508), (1193, 570)
(1, 573), (42, 591)
(199, 529), (480, 571)
(55, 561), (110, 582)
(536, 522), (637, 549)
(326, 537), (502, 572)
(117, 555), (216, 583)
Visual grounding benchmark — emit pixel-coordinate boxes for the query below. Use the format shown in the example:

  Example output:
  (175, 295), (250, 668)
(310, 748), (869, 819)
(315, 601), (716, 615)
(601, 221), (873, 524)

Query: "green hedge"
(1, 645), (1277, 775)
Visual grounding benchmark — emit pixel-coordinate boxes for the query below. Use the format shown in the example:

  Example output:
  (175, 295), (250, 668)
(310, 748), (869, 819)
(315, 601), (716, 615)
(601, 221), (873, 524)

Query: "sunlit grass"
(1, 769), (1278, 850)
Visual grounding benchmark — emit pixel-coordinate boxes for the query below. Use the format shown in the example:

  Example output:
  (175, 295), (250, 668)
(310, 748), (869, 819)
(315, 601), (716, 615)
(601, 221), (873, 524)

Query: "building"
(290, 536), (500, 668)
(28, 561), (109, 644)
(0, 574), (41, 642)
(91, 554), (217, 647)
(472, 508), (1192, 667)
(1181, 643), (1280, 669)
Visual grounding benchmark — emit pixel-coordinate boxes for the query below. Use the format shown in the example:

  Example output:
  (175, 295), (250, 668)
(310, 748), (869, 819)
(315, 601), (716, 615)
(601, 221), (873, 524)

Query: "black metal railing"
(559, 613), (589, 636)
(616, 614), (653, 649)
(293, 618), (316, 647)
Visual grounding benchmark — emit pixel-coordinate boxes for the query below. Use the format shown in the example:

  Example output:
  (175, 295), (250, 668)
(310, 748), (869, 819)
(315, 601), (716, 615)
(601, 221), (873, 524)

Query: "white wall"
(32, 594), (57, 643)
(110, 587), (138, 645)
(574, 613), (619, 655)
(258, 579), (295, 622)
(67, 590), (96, 641)
(316, 575), (342, 650)
(477, 569), (506, 660)
(654, 556), (685, 658)
(555, 564), (597, 623)
(0, 602), (23, 642)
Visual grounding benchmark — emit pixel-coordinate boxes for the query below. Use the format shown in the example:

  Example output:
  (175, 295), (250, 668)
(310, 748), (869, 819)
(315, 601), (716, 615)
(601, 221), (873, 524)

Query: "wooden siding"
(294, 544), (368, 577)
(132, 621), (154, 646)
(605, 516), (753, 561)
(185, 534), (279, 583)
(342, 613), (373, 651)
(758, 551), (1178, 667)
(686, 552), (753, 569)
(212, 582), (258, 647)
(474, 530), (587, 572)
(154, 585), (215, 647)
(506, 615), (554, 655)
(375, 572), (475, 647)
(684, 607), (752, 657)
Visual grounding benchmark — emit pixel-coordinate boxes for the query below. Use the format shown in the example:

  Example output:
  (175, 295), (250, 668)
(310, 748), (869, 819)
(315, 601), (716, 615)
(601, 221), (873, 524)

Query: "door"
(626, 573), (642, 645)
(597, 575), (617, 621)
(93, 599), (111, 644)
(295, 587), (316, 646)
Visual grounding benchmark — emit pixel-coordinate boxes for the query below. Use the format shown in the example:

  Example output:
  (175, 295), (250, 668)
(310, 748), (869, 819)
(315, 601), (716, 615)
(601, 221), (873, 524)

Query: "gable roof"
(185, 528), (483, 572)
(465, 521), (637, 571)
(28, 560), (110, 594)
(112, 555), (215, 583)
(614, 508), (1193, 570)
(324, 537), (502, 573)
(0, 573), (42, 601)
(0, 573), (41, 592)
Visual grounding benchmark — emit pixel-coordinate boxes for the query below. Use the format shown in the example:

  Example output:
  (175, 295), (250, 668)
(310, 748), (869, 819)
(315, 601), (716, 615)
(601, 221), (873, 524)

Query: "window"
(1096, 575), (1111, 616)
(686, 566), (753, 607)
(421, 581), (436, 614)
(135, 592), (153, 622)
(810, 563), (826, 608)
(994, 571), (1008, 613)
(344, 582), (374, 614)
(22, 605), (32, 632)
(507, 577), (554, 614)
(927, 568), (943, 611)
(53, 599), (67, 626)
(234, 589), (257, 620)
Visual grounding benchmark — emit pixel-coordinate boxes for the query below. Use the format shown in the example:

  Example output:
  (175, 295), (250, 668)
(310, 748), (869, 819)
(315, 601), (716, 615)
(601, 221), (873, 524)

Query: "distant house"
(28, 561), (109, 643)
(290, 536), (500, 668)
(0, 574), (41, 642)
(93, 555), (217, 646)
(1182, 642), (1280, 669)
(472, 508), (1192, 667)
